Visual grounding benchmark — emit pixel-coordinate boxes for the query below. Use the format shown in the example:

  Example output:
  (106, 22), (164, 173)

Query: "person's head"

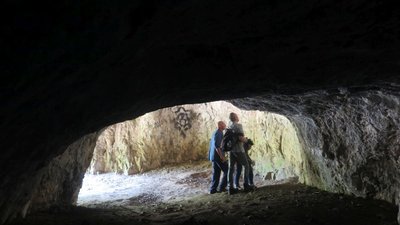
(217, 121), (226, 130)
(229, 112), (239, 122)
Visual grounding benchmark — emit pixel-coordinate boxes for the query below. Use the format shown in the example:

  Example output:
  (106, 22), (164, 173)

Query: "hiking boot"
(243, 185), (256, 192)
(217, 188), (227, 193)
(209, 189), (217, 194)
(228, 188), (238, 195)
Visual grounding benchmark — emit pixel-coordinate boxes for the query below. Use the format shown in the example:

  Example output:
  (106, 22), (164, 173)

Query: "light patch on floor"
(78, 161), (212, 207)
(78, 161), (276, 207)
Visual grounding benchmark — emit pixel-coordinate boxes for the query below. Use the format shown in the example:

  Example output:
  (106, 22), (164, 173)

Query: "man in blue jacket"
(208, 121), (228, 194)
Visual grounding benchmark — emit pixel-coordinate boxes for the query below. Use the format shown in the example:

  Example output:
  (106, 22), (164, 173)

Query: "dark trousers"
(210, 158), (228, 191)
(228, 151), (250, 189)
(235, 156), (254, 187)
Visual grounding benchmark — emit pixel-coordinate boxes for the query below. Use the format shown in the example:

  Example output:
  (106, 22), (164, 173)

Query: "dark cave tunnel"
(1, 0), (400, 224)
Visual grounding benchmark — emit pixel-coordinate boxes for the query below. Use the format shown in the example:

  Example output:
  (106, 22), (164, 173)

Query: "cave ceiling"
(1, 0), (400, 179)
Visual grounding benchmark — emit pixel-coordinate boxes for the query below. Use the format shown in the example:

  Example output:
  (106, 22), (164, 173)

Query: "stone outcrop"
(29, 132), (100, 210)
(0, 132), (99, 223)
(231, 86), (400, 222)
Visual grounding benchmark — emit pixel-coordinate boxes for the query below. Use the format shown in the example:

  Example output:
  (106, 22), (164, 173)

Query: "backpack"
(220, 129), (238, 152)
(243, 138), (254, 151)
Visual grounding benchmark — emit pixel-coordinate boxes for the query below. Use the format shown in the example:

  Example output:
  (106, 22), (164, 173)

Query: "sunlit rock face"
(88, 101), (304, 181)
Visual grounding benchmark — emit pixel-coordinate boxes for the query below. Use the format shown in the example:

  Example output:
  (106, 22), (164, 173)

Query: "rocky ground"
(10, 161), (398, 225)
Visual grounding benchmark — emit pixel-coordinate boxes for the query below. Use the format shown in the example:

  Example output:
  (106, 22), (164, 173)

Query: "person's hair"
(217, 121), (225, 128)
(229, 112), (236, 122)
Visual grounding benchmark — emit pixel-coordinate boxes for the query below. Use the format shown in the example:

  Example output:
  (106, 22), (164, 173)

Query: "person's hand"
(220, 155), (226, 162)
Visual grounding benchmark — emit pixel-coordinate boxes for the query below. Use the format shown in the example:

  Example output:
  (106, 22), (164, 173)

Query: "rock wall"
(307, 91), (400, 203)
(88, 101), (304, 182)
(29, 132), (99, 214)
(231, 86), (400, 222)
(0, 132), (99, 223)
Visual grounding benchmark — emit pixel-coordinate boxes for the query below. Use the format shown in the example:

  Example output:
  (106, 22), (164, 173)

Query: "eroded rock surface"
(231, 86), (400, 221)
(30, 132), (100, 209)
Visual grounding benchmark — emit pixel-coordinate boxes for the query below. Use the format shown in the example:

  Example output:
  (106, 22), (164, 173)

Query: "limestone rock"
(231, 87), (400, 213)
(30, 132), (99, 212)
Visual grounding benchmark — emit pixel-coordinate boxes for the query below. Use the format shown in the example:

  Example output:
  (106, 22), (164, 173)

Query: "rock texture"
(0, 131), (99, 223)
(29, 132), (99, 211)
(1, 0), (400, 223)
(88, 101), (303, 180)
(231, 86), (400, 222)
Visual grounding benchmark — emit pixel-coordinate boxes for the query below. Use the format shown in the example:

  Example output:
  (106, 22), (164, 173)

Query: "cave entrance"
(77, 100), (304, 207)
(19, 99), (400, 225)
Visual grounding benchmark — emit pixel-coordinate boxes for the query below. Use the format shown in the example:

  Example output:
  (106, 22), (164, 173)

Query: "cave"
(76, 101), (303, 206)
(1, 0), (400, 224)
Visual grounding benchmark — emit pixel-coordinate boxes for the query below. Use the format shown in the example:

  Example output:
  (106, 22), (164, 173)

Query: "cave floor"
(11, 161), (398, 225)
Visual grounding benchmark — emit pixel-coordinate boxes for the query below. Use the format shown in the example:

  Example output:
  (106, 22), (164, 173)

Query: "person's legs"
(236, 152), (251, 189)
(217, 160), (228, 191)
(234, 162), (242, 189)
(210, 161), (221, 193)
(228, 152), (238, 194)
(249, 165), (254, 185)
(247, 155), (254, 186)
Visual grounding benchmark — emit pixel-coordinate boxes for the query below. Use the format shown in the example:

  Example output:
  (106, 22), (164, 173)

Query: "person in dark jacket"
(227, 113), (255, 195)
(208, 121), (228, 194)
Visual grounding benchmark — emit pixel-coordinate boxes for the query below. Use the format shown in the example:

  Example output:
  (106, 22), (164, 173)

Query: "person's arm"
(238, 135), (247, 142)
(236, 124), (248, 143)
(216, 148), (226, 162)
(214, 131), (226, 161)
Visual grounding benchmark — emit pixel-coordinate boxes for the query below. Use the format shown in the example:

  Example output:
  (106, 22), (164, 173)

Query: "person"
(234, 138), (256, 189)
(227, 113), (255, 195)
(208, 121), (228, 194)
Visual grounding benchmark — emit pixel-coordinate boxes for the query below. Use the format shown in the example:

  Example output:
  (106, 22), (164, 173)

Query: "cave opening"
(77, 100), (303, 207)
(9, 92), (400, 225)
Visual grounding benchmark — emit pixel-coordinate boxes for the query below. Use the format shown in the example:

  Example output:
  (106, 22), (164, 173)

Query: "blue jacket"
(208, 129), (223, 161)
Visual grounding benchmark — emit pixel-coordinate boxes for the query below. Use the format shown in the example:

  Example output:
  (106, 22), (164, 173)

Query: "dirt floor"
(11, 161), (398, 225)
